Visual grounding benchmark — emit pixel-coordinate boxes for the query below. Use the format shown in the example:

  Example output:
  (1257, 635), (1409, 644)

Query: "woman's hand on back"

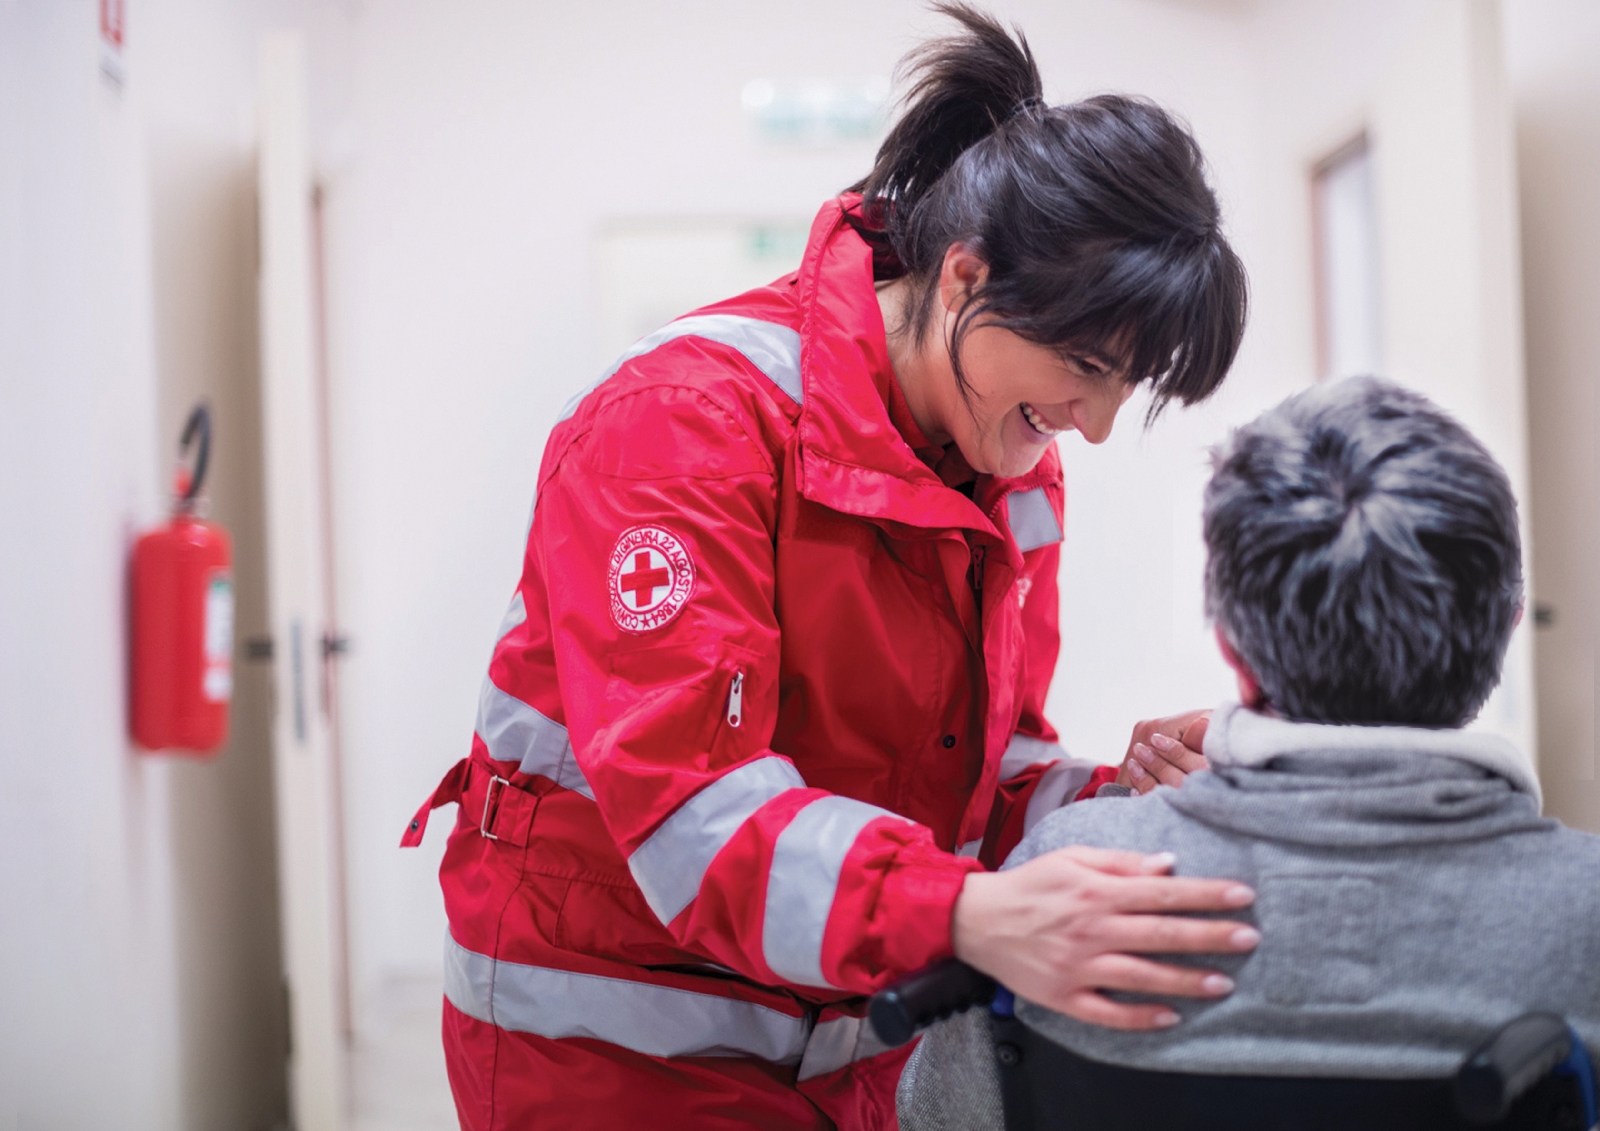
(1117, 710), (1211, 794)
(950, 845), (1258, 1030)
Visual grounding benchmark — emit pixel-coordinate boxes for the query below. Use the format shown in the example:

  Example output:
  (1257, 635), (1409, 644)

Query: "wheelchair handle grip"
(1454, 1011), (1573, 1125)
(868, 958), (999, 1048)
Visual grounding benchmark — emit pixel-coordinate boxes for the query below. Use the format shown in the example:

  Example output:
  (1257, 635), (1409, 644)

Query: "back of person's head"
(851, 3), (1247, 416)
(1203, 376), (1523, 727)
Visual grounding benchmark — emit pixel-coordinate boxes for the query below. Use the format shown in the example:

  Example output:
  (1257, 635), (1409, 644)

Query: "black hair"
(1203, 376), (1524, 728)
(850, 3), (1247, 415)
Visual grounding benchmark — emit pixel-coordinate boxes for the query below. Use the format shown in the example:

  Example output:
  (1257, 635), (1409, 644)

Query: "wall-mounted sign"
(740, 77), (890, 146)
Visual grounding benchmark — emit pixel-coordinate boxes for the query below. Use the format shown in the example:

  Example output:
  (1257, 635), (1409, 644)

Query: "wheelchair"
(869, 960), (1599, 1131)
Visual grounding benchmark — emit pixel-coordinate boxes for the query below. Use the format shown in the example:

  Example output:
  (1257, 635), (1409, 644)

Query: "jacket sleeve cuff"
(823, 824), (984, 994)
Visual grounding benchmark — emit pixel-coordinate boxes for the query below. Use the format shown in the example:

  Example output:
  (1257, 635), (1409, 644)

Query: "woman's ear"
(937, 243), (988, 312)
(1214, 626), (1267, 710)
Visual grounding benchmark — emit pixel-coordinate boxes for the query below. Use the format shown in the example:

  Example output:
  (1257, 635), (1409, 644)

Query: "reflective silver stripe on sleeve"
(628, 756), (806, 926)
(497, 591), (527, 640)
(1022, 759), (1097, 833)
(999, 733), (1065, 780)
(762, 795), (911, 989)
(444, 932), (811, 1063)
(1007, 486), (1063, 553)
(557, 314), (804, 423)
(796, 1013), (895, 1081)
(475, 677), (594, 799)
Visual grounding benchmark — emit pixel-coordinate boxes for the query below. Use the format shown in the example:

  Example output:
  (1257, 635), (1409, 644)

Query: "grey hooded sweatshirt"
(898, 704), (1600, 1131)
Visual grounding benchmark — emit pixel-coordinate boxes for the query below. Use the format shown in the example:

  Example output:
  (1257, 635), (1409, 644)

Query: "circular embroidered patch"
(608, 525), (696, 633)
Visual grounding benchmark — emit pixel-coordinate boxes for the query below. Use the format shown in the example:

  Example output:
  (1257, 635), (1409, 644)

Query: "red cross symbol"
(619, 550), (670, 609)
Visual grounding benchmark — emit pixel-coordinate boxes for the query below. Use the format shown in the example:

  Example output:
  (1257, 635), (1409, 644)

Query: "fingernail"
(1153, 1010), (1181, 1028)
(1140, 851), (1176, 873)
(1132, 743), (1154, 764)
(1129, 760), (1147, 779)
(1224, 885), (1256, 907)
(1150, 733), (1177, 752)
(1201, 974), (1235, 995)
(1230, 926), (1262, 949)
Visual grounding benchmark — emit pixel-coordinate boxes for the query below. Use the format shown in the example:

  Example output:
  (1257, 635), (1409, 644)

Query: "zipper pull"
(727, 671), (744, 728)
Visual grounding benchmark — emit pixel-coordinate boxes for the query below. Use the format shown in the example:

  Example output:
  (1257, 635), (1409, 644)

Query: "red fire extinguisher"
(131, 405), (234, 754)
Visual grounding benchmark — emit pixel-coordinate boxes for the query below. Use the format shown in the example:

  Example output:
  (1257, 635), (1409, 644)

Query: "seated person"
(898, 376), (1600, 1130)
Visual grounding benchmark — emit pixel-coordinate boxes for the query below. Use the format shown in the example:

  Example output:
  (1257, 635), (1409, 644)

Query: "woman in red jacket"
(405, 7), (1254, 1129)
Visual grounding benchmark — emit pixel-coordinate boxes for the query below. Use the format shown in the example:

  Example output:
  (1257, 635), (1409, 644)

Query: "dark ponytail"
(850, 3), (1248, 416)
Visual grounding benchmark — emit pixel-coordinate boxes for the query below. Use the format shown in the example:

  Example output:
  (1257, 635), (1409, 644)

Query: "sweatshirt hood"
(1163, 703), (1549, 848)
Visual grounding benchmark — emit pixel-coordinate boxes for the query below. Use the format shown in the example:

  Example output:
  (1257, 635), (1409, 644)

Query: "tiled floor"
(350, 973), (458, 1131)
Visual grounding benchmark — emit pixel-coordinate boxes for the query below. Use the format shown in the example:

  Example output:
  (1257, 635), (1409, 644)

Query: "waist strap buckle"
(480, 775), (511, 840)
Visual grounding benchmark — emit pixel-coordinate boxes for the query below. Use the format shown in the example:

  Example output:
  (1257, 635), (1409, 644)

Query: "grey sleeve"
(896, 1009), (1007, 1131)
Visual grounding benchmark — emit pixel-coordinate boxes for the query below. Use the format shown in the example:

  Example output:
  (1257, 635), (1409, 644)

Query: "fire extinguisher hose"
(180, 404), (211, 508)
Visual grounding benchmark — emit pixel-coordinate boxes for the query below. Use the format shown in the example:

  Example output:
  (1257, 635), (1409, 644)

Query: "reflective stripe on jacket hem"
(443, 932), (812, 1063)
(628, 756), (806, 925)
(797, 1013), (895, 1081)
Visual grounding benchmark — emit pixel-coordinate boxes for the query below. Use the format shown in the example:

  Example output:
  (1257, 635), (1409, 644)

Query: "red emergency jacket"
(405, 194), (1112, 1130)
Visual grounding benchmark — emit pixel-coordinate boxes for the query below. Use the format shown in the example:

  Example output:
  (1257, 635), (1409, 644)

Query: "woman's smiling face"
(886, 244), (1139, 480)
(929, 321), (1137, 479)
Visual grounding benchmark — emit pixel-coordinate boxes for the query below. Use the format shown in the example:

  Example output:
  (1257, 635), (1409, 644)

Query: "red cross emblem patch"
(607, 525), (696, 633)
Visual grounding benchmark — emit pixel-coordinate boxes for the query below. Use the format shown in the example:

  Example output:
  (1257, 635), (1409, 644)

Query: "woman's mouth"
(1020, 402), (1064, 438)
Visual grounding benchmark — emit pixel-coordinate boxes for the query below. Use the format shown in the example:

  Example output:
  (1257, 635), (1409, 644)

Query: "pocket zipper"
(727, 671), (744, 729)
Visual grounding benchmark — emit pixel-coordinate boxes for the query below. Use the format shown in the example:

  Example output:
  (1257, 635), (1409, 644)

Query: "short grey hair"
(1202, 376), (1523, 727)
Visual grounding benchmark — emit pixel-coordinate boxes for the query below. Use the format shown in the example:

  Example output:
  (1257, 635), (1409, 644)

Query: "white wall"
(0, 1), (341, 1126)
(0, 6), (180, 1126)
(1506, 0), (1600, 833)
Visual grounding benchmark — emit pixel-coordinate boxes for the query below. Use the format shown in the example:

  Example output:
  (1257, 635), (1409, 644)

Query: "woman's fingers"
(1130, 742), (1189, 788)
(1092, 912), (1261, 957)
(950, 853), (1260, 1031)
(1055, 845), (1177, 876)
(1080, 953), (1236, 999)
(1039, 847), (1259, 914)
(1178, 713), (1210, 754)
(1054, 989), (1182, 1032)
(1122, 709), (1212, 793)
(1148, 732), (1207, 776)
(1098, 872), (1257, 915)
(1127, 709), (1209, 756)
(1125, 758), (1160, 794)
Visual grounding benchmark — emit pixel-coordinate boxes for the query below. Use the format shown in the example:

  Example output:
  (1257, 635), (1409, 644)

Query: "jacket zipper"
(726, 671), (744, 729)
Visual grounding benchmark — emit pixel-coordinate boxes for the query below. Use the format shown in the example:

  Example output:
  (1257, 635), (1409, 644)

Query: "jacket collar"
(792, 195), (1058, 540)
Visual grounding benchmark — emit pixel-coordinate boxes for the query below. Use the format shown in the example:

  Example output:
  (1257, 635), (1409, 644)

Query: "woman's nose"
(1078, 381), (1138, 444)
(1075, 394), (1124, 444)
